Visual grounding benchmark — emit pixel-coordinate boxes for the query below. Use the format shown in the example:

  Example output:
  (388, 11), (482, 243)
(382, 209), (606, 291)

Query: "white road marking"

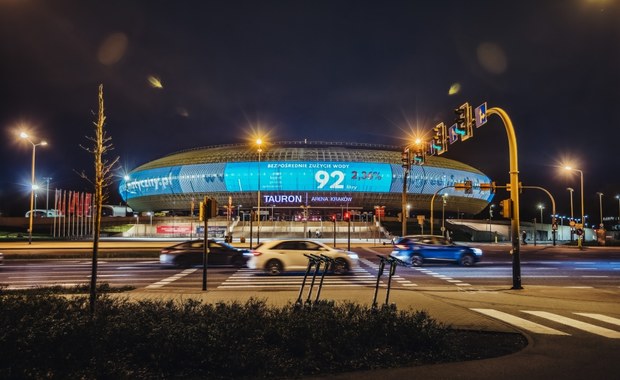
(146, 269), (197, 289)
(574, 313), (620, 327)
(522, 311), (620, 339)
(470, 308), (569, 335)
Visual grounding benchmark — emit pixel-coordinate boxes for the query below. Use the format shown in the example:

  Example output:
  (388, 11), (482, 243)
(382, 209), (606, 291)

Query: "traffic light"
(401, 148), (411, 169)
(200, 196), (218, 221)
(431, 122), (447, 155)
(331, 214), (337, 222)
(454, 102), (474, 141)
(412, 148), (425, 165)
(499, 199), (513, 219)
(343, 211), (350, 221)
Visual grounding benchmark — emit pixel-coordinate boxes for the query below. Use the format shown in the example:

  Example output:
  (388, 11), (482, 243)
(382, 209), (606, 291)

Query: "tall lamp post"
(538, 204), (544, 225)
(441, 193), (448, 237)
(616, 195), (620, 225)
(596, 192), (604, 228)
(20, 132), (47, 244)
(43, 177), (52, 215)
(564, 166), (585, 249)
(256, 138), (263, 247)
(123, 175), (130, 216)
(567, 187), (574, 242)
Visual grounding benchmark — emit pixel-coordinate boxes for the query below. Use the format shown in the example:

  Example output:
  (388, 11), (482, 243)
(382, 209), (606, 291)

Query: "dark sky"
(1, 0), (619, 223)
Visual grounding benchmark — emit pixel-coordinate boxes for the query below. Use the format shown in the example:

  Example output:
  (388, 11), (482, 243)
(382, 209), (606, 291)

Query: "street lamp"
(42, 177), (52, 215)
(566, 187), (574, 221)
(20, 132), (47, 244)
(616, 195), (620, 224)
(441, 193), (448, 238)
(538, 204), (544, 224)
(256, 138), (263, 247)
(564, 166), (585, 249)
(567, 187), (575, 242)
(123, 175), (130, 216)
(596, 192), (604, 228)
(489, 204), (495, 242)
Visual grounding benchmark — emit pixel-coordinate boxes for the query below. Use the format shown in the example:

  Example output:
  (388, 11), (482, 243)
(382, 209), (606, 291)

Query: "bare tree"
(79, 84), (119, 315)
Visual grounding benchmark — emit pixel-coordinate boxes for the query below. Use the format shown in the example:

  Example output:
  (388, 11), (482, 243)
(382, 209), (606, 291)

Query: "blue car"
(390, 235), (482, 266)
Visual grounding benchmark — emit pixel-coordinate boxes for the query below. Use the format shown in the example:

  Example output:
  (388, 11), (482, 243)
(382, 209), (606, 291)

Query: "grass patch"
(0, 295), (526, 379)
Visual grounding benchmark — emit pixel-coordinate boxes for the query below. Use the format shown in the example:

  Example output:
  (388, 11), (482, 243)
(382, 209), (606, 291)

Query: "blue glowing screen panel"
(120, 161), (492, 202)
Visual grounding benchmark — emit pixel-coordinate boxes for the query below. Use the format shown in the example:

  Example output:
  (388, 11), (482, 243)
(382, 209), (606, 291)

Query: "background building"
(120, 141), (493, 220)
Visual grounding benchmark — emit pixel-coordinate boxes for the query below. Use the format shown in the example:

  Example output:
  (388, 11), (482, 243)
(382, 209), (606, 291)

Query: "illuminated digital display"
(224, 162), (393, 192)
(120, 161), (493, 203)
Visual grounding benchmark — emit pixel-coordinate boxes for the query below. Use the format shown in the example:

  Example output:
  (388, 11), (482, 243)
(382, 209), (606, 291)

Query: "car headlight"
(472, 248), (482, 255)
(347, 253), (359, 260)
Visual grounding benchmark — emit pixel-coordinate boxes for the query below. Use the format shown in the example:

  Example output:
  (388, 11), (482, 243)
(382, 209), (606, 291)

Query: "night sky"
(1, 0), (619, 224)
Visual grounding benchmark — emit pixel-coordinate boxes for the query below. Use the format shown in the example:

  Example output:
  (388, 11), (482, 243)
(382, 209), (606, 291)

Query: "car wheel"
(459, 253), (475, 266)
(410, 254), (423, 267)
(265, 259), (283, 275)
(331, 258), (350, 275)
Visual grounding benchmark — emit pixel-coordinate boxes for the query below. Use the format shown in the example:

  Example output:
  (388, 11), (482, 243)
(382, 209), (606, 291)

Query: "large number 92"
(315, 170), (345, 189)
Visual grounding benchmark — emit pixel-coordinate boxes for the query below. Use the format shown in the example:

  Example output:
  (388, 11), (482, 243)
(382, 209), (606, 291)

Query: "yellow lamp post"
(20, 132), (47, 244)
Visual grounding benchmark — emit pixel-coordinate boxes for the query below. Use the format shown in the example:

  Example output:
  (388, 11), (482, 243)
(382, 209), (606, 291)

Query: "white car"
(247, 239), (358, 275)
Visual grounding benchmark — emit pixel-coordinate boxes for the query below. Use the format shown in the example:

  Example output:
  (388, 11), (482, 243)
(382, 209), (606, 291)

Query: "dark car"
(390, 235), (482, 266)
(160, 239), (251, 268)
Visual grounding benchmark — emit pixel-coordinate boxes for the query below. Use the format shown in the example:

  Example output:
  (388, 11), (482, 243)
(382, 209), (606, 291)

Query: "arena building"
(120, 141), (494, 220)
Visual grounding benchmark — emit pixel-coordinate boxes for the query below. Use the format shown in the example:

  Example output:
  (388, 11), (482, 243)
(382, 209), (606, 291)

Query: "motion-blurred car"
(160, 239), (252, 268)
(390, 235), (482, 266)
(247, 239), (359, 275)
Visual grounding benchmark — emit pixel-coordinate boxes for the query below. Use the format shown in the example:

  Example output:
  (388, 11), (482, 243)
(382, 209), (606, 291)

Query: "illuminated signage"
(224, 162), (392, 193)
(121, 160), (493, 203)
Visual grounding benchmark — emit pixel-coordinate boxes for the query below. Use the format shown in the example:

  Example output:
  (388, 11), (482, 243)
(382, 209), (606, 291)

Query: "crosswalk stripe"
(522, 311), (620, 339)
(573, 313), (620, 327)
(146, 268), (197, 289)
(470, 308), (569, 335)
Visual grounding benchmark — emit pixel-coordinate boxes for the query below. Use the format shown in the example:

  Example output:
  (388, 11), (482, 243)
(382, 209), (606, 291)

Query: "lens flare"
(148, 76), (163, 89)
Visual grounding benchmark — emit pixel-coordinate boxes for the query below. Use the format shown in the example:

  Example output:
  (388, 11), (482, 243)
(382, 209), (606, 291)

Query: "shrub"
(0, 295), (451, 378)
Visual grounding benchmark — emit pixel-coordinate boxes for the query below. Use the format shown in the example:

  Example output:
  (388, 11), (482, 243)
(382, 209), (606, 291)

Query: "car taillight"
(251, 250), (262, 256)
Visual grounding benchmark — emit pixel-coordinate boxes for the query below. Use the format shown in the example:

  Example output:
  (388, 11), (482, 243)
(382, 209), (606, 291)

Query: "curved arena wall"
(120, 142), (494, 215)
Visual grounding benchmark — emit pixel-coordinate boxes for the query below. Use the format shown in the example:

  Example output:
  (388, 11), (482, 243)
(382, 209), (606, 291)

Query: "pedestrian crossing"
(471, 308), (620, 338)
(217, 267), (379, 289)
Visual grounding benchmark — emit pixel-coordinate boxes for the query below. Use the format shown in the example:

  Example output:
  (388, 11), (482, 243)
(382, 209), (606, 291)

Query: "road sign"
(575, 228), (583, 236)
(569, 220), (576, 227)
(475, 102), (487, 127)
(448, 124), (459, 144)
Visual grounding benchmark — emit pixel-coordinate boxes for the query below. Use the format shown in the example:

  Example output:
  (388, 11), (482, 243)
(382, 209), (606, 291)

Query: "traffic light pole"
(487, 107), (522, 290)
(429, 185), (454, 236)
